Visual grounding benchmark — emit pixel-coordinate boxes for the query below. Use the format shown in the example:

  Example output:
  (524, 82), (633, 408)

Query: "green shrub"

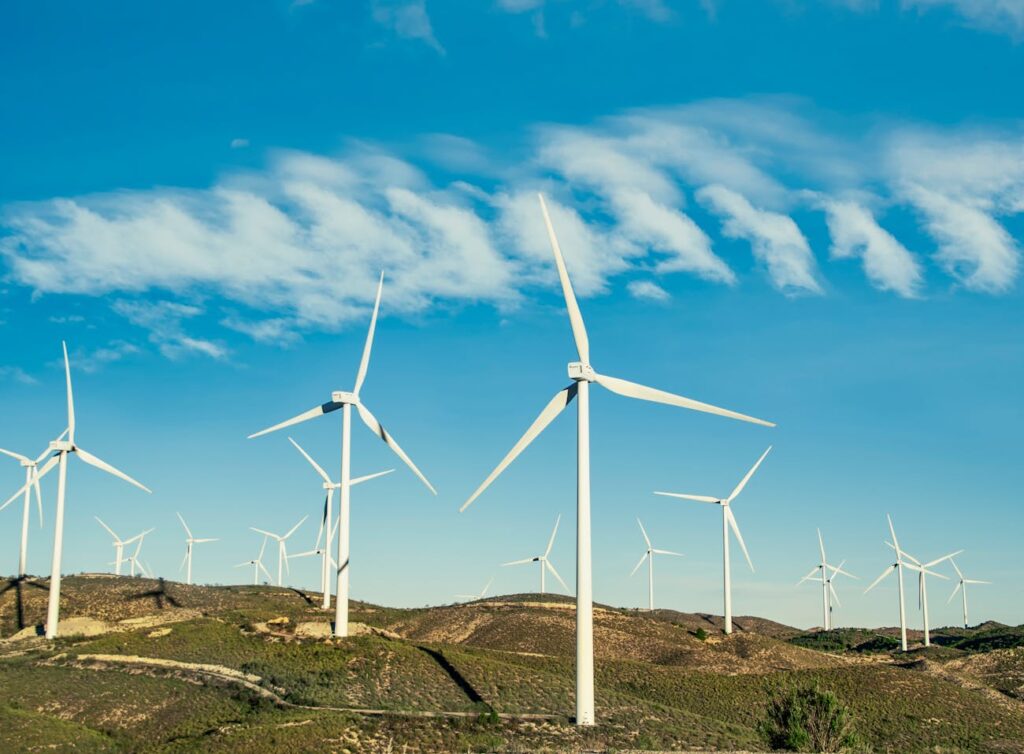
(759, 685), (858, 752)
(694, 628), (708, 641)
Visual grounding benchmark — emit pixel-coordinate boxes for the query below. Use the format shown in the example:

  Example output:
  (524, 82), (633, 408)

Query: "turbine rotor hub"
(567, 362), (596, 382)
(332, 390), (357, 404)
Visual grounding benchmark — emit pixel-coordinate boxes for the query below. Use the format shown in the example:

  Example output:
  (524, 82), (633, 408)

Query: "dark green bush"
(759, 685), (858, 752)
(694, 628), (708, 641)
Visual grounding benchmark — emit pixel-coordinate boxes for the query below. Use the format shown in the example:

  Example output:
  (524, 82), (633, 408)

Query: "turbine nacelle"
(50, 440), (73, 453)
(567, 362), (596, 382)
(331, 390), (358, 404)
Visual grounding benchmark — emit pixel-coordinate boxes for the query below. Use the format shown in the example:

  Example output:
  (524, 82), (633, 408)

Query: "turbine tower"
(456, 576), (494, 603)
(892, 543), (960, 647)
(250, 516), (308, 586)
(948, 558), (989, 630)
(654, 447), (772, 635)
(248, 272), (436, 638)
(0, 437), (63, 576)
(502, 515), (568, 594)
(459, 194), (774, 726)
(236, 537), (273, 586)
(630, 518), (683, 612)
(95, 517), (147, 575)
(177, 512), (218, 586)
(124, 528), (155, 577)
(797, 529), (856, 630)
(1, 343), (151, 639)
(287, 436), (392, 609)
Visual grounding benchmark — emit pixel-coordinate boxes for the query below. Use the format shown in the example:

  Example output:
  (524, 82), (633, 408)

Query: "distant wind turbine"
(287, 436), (393, 609)
(456, 576), (494, 603)
(459, 195), (774, 725)
(177, 512), (218, 586)
(891, 542), (960, 647)
(630, 518), (683, 612)
(287, 516), (340, 593)
(236, 537), (273, 586)
(502, 515), (568, 594)
(248, 272), (436, 638)
(948, 558), (989, 630)
(0, 436), (65, 576)
(797, 529), (856, 630)
(124, 529), (155, 578)
(95, 517), (147, 576)
(655, 447), (772, 635)
(1, 342), (151, 639)
(250, 516), (308, 586)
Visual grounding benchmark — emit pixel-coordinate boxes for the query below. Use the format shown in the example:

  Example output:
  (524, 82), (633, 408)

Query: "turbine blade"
(0, 448), (31, 464)
(502, 558), (535, 566)
(314, 495), (327, 551)
(544, 559), (570, 592)
(257, 536), (268, 561)
(637, 518), (652, 549)
(726, 507), (754, 572)
(629, 552), (649, 577)
(234, 562), (251, 568)
(829, 581), (841, 607)
(32, 467), (43, 527)
(654, 491), (721, 504)
(0, 455), (59, 513)
(653, 549), (684, 557)
(887, 514), (901, 556)
(354, 271), (384, 396)
(283, 515), (309, 540)
(924, 550), (965, 569)
(965, 579), (990, 585)
(817, 528), (826, 564)
(727, 447), (773, 501)
(481, 577), (493, 598)
(947, 581), (963, 604)
(35, 430), (64, 464)
(180, 550), (189, 572)
(250, 527), (277, 539)
(95, 517), (118, 540)
(865, 564), (896, 593)
(74, 448), (151, 493)
(63, 341), (76, 443)
(950, 559), (964, 580)
(460, 384), (577, 512)
(797, 565), (821, 585)
(176, 512), (193, 539)
(258, 562), (273, 582)
(194, 538), (217, 543)
(288, 437), (332, 485)
(594, 372), (775, 428)
(538, 193), (589, 364)
(350, 469), (395, 486)
(545, 514), (561, 558)
(248, 402), (342, 440)
(356, 402), (436, 495)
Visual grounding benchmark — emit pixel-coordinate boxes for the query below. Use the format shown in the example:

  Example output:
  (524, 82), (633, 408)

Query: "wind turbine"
(797, 529), (856, 630)
(287, 516), (340, 594)
(459, 194), (774, 726)
(1, 342), (151, 639)
(630, 518), (683, 612)
(95, 517), (148, 576)
(948, 558), (989, 630)
(455, 576), (494, 603)
(892, 543), (960, 647)
(250, 516), (308, 586)
(177, 512), (218, 586)
(124, 529), (155, 578)
(248, 272), (436, 638)
(654, 447), (772, 635)
(0, 436), (65, 576)
(865, 515), (944, 652)
(236, 537), (273, 586)
(502, 515), (569, 594)
(287, 436), (393, 609)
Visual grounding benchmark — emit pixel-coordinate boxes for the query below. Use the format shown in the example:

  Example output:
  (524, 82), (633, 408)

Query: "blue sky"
(1, 0), (1022, 630)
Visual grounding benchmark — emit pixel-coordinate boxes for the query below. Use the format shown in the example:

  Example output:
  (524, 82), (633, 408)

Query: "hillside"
(2, 575), (1023, 753)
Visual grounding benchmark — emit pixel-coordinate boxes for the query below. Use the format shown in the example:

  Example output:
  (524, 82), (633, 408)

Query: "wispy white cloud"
(627, 279), (671, 301)
(230, 138), (249, 149)
(0, 366), (38, 385)
(372, 0), (445, 54)
(903, 0), (1024, 37)
(69, 341), (141, 374)
(112, 300), (227, 360)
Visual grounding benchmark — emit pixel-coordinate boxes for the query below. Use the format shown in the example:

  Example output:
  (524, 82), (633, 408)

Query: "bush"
(759, 685), (858, 752)
(694, 628), (708, 642)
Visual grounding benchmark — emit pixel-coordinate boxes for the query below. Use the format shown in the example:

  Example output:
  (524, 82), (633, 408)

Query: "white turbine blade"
(356, 402), (436, 495)
(0, 448), (31, 464)
(925, 550), (965, 568)
(829, 581), (842, 607)
(726, 507), (754, 572)
(538, 193), (589, 364)
(354, 271), (384, 396)
(545, 514), (561, 558)
(865, 564), (896, 593)
(283, 515), (309, 541)
(351, 469), (395, 486)
(594, 373), (775, 428)
(637, 518), (652, 549)
(289, 550), (318, 559)
(502, 557), (535, 566)
(63, 341), (76, 443)
(74, 448), (151, 493)
(95, 517), (118, 540)
(921, 566), (949, 580)
(887, 514), (901, 555)
(817, 528), (826, 564)
(234, 562), (251, 568)
(257, 536), (268, 561)
(176, 512), (193, 539)
(886, 540), (921, 565)
(32, 466), (44, 527)
(947, 581), (963, 604)
(830, 565), (857, 580)
(653, 549), (684, 557)
(35, 430), (65, 463)
(629, 551), (649, 577)
(180, 550), (189, 572)
(460, 384), (577, 512)
(282, 544), (290, 574)
(248, 402), (341, 440)
(481, 577), (493, 598)
(797, 565), (821, 585)
(258, 561), (273, 582)
(950, 559), (964, 580)
(727, 447), (773, 501)
(965, 579), (990, 585)
(545, 559), (570, 591)
(654, 491), (721, 504)
(314, 495), (327, 551)
(250, 527), (279, 539)
(0, 454), (59, 513)
(288, 437), (332, 485)
(194, 538), (218, 543)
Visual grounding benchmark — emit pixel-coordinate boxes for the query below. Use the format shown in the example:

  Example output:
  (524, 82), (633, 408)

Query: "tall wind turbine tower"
(460, 194), (774, 726)
(948, 558), (989, 630)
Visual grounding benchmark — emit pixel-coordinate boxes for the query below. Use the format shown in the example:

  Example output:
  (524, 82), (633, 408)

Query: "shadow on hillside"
(0, 576), (48, 631)
(289, 588), (316, 606)
(129, 578), (181, 610)
(417, 646), (486, 705)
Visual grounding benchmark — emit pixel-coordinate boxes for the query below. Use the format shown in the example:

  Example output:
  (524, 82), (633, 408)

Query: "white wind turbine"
(948, 558), (989, 630)
(250, 516), (308, 587)
(865, 515), (945, 652)
(123, 529), (155, 578)
(235, 537), (273, 586)
(630, 518), (683, 612)
(455, 576), (494, 603)
(248, 272), (436, 638)
(1, 342), (151, 639)
(0, 436), (65, 576)
(287, 436), (393, 609)
(287, 517), (340, 594)
(797, 529), (856, 631)
(892, 543), (960, 647)
(654, 447), (772, 635)
(459, 194), (774, 726)
(95, 517), (148, 576)
(177, 512), (218, 586)
(502, 515), (569, 594)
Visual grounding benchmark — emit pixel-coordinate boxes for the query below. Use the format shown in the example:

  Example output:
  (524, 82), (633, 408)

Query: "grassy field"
(2, 575), (1023, 752)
